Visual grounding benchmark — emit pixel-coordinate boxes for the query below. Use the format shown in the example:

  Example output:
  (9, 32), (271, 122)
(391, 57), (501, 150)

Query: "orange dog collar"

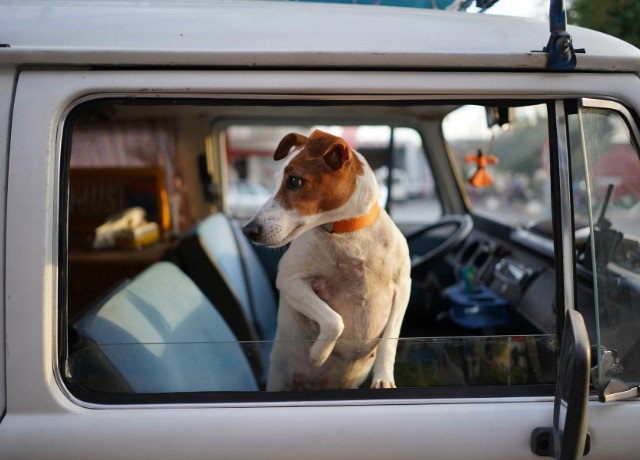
(325, 203), (380, 233)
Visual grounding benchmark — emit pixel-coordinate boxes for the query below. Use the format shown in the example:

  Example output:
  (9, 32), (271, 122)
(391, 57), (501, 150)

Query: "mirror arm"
(546, 0), (576, 70)
(533, 0), (585, 70)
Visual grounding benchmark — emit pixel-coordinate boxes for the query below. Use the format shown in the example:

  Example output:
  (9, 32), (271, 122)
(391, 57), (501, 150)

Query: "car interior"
(60, 98), (640, 403)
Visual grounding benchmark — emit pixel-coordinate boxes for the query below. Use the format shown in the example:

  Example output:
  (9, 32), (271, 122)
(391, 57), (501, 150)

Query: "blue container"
(448, 284), (509, 329)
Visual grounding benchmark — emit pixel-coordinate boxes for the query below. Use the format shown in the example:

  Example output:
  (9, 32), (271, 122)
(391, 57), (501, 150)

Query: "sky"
(475, 0), (549, 19)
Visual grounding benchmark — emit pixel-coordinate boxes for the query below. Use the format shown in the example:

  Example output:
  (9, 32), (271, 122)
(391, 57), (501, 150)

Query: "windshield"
(444, 104), (550, 228)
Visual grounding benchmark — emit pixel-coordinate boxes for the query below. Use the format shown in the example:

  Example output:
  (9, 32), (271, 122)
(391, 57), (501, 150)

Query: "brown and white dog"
(243, 129), (411, 391)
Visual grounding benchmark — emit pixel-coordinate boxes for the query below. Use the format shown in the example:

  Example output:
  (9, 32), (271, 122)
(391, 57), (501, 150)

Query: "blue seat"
(167, 213), (278, 378)
(72, 262), (258, 393)
(229, 217), (277, 343)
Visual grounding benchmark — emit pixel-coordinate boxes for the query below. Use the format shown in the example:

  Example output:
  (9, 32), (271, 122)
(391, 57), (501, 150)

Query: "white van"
(1, 1), (640, 458)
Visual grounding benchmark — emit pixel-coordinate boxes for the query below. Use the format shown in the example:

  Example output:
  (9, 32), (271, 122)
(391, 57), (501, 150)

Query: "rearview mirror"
(485, 106), (514, 128)
(531, 309), (590, 459)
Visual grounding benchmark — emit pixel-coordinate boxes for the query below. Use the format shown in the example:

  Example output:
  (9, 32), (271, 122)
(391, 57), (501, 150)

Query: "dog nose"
(243, 221), (262, 240)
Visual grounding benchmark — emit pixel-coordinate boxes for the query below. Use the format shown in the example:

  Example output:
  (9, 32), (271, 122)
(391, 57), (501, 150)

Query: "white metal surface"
(0, 2), (637, 458)
(2, 69), (640, 458)
(0, 0), (638, 71)
(0, 69), (14, 424)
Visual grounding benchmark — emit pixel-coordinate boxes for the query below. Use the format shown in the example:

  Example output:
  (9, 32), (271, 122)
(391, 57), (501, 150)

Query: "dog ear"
(307, 130), (352, 170)
(273, 133), (308, 161)
(322, 141), (351, 170)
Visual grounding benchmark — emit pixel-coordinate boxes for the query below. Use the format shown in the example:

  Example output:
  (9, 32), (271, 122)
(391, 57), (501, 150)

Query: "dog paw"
(309, 314), (344, 366)
(370, 377), (396, 389)
(309, 340), (336, 366)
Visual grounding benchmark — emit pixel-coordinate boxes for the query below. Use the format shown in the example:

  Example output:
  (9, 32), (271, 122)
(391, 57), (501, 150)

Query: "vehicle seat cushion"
(230, 219), (277, 341)
(197, 213), (252, 316)
(192, 213), (277, 342)
(74, 261), (258, 393)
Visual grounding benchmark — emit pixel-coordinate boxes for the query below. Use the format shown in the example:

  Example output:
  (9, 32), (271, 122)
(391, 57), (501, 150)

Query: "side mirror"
(532, 309), (591, 459)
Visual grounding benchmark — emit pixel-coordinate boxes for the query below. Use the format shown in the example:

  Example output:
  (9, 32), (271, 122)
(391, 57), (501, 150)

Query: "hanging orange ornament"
(465, 147), (498, 188)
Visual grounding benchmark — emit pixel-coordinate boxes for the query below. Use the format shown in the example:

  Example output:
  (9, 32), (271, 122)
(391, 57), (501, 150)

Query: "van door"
(3, 69), (638, 459)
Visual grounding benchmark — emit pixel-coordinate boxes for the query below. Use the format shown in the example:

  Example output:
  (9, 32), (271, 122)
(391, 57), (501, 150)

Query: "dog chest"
(306, 236), (397, 326)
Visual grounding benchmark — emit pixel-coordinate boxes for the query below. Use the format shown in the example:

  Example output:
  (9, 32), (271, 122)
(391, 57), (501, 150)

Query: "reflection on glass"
(67, 335), (556, 395)
(394, 335), (556, 387)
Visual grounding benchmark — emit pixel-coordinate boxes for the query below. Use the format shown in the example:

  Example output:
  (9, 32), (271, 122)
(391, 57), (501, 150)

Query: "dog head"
(243, 129), (380, 247)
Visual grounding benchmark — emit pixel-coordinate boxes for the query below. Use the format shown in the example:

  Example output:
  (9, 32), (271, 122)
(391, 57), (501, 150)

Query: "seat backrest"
(197, 214), (255, 320)
(175, 213), (278, 343)
(73, 262), (258, 393)
(164, 213), (278, 385)
(229, 218), (277, 342)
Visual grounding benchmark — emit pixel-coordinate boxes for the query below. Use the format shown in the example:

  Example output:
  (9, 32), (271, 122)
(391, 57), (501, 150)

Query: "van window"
(445, 104), (551, 228)
(571, 100), (640, 393)
(61, 99), (557, 404)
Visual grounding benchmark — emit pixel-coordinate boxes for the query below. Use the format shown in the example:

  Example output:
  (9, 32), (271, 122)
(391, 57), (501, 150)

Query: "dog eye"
(287, 176), (304, 190)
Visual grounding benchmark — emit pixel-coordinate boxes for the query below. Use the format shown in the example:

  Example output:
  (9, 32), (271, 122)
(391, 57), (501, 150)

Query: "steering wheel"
(406, 214), (474, 277)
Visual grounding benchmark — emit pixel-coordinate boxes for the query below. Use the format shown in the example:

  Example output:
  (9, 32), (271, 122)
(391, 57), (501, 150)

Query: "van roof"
(1, 0), (638, 72)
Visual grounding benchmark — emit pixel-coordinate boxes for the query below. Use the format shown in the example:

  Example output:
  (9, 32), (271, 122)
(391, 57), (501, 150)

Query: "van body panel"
(0, 1), (638, 72)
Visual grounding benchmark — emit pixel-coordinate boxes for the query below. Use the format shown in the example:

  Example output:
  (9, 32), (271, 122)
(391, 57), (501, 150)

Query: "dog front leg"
(371, 275), (411, 388)
(278, 276), (344, 366)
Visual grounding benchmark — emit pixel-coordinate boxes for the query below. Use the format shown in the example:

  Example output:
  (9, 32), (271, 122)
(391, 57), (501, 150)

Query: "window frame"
(59, 97), (564, 406)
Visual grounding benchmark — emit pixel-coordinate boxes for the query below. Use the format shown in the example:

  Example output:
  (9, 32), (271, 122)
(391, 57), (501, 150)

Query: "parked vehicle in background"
(226, 180), (271, 220)
(375, 166), (410, 202)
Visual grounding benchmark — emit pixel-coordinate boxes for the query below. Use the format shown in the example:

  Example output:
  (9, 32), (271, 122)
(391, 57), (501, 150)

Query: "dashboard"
(442, 215), (595, 337)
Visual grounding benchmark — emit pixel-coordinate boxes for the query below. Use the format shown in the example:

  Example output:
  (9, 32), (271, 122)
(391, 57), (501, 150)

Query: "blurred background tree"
(568, 0), (640, 49)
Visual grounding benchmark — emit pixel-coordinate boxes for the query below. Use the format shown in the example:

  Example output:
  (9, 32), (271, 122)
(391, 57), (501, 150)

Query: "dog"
(243, 129), (411, 391)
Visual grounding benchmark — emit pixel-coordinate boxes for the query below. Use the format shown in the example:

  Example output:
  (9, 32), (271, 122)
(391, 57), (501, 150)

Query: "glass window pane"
(444, 104), (550, 227)
(67, 335), (556, 396)
(63, 100), (556, 403)
(574, 103), (640, 390)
